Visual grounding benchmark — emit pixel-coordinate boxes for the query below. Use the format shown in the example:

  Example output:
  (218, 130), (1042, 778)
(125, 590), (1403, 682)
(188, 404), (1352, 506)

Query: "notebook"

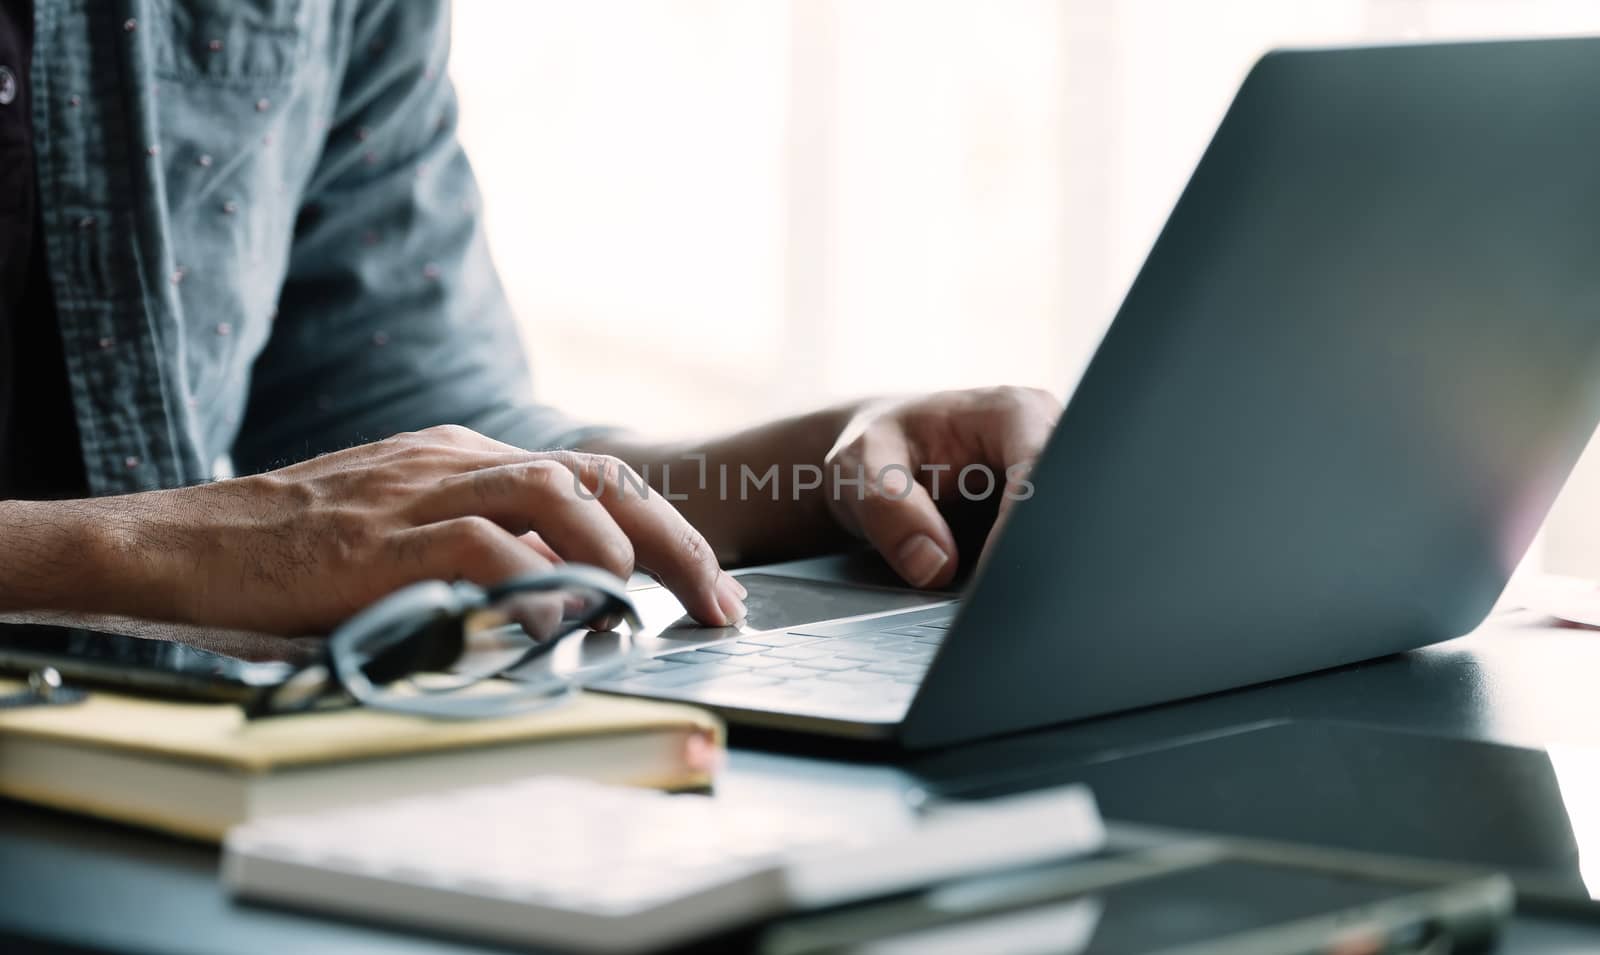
(223, 777), (1106, 954)
(0, 681), (722, 841)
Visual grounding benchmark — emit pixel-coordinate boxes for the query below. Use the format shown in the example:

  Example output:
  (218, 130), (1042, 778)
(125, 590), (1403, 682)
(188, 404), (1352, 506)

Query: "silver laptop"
(558, 38), (1600, 748)
(580, 574), (957, 739)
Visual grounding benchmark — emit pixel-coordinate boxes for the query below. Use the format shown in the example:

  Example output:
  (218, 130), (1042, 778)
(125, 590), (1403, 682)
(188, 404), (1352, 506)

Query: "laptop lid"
(903, 37), (1600, 749)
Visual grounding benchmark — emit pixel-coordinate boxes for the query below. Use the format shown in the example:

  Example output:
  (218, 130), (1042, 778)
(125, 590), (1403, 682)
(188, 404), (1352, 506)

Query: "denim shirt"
(31, 0), (603, 496)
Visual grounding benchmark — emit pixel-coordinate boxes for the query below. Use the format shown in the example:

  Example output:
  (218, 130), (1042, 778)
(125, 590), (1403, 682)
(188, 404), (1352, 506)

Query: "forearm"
(583, 402), (866, 566)
(0, 499), (148, 617)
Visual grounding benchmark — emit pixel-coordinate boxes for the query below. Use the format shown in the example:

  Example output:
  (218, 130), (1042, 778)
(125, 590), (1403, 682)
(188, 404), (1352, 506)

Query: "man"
(0, 1), (1059, 637)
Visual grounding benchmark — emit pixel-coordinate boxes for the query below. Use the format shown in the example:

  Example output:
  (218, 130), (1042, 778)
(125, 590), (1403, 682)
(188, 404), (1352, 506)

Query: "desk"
(4, 554), (1600, 954)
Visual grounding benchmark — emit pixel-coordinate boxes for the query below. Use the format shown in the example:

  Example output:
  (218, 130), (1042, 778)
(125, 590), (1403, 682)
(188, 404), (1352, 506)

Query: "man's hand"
(823, 387), (1062, 589)
(586, 386), (1062, 589)
(65, 426), (746, 636)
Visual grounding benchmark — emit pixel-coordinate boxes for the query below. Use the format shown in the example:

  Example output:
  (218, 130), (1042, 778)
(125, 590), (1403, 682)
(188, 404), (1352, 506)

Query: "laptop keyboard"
(593, 605), (956, 723)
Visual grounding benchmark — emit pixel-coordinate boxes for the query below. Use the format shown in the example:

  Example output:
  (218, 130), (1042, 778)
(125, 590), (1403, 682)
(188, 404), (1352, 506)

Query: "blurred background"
(450, 0), (1600, 577)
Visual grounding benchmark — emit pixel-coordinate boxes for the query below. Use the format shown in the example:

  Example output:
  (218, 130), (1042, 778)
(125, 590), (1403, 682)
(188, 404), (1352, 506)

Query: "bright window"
(453, 0), (1600, 574)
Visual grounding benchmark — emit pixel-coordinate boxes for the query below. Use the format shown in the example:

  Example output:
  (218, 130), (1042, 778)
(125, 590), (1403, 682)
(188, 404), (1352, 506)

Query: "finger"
(518, 531), (563, 565)
(489, 592), (568, 642)
(405, 455), (738, 626)
(399, 516), (556, 588)
(552, 452), (741, 626)
(407, 460), (637, 582)
(975, 392), (1059, 566)
(839, 428), (960, 589)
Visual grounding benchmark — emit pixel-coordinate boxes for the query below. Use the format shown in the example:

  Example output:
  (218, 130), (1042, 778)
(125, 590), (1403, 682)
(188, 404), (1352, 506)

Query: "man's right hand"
(29, 426), (747, 637)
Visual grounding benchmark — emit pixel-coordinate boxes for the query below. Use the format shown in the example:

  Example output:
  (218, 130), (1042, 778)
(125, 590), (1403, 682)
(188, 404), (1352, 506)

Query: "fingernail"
(897, 534), (949, 588)
(728, 574), (748, 599)
(716, 573), (747, 625)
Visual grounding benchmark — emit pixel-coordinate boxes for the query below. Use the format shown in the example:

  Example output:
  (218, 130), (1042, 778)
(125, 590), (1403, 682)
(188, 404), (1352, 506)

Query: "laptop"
(570, 37), (1600, 748)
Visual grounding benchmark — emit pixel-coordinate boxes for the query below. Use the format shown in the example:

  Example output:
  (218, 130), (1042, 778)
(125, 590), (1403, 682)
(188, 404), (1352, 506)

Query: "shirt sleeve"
(232, 0), (609, 473)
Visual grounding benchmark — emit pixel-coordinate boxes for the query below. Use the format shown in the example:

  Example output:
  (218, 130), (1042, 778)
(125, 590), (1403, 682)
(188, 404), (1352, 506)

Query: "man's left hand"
(824, 387), (1062, 589)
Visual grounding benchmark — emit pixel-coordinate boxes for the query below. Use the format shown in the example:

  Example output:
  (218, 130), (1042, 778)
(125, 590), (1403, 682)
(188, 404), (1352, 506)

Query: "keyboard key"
(766, 645), (832, 660)
(722, 654), (787, 669)
(790, 657), (864, 672)
(631, 659), (689, 673)
(870, 642), (926, 656)
(832, 649), (894, 663)
(838, 635), (899, 649)
(736, 632), (819, 648)
(818, 670), (888, 684)
(656, 649), (720, 662)
(614, 667), (720, 690)
(863, 661), (925, 676)
(820, 636), (885, 650)
(696, 641), (769, 656)
(762, 665), (823, 681)
(698, 673), (782, 693)
(886, 626), (948, 639)
(695, 684), (811, 710)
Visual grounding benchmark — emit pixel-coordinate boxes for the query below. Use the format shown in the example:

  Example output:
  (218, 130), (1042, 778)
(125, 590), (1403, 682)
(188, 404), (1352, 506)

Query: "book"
(0, 681), (723, 841)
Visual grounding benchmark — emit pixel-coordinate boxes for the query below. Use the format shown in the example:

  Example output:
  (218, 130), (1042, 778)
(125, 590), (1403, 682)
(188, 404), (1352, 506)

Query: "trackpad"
(633, 573), (941, 638)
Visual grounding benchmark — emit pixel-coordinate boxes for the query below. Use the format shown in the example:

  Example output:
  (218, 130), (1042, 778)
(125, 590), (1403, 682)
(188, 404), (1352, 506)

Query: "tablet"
(0, 624), (293, 703)
(761, 841), (1511, 955)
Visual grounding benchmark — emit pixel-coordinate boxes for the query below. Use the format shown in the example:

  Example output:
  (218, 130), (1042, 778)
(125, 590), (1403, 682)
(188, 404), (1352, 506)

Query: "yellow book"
(0, 682), (723, 842)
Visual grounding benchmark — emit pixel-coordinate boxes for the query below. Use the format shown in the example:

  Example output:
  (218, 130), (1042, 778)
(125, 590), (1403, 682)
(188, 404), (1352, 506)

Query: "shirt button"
(0, 67), (16, 106)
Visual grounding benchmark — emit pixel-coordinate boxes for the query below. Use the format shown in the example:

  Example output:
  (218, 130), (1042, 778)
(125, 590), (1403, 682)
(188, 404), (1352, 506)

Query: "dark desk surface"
(4, 554), (1600, 954)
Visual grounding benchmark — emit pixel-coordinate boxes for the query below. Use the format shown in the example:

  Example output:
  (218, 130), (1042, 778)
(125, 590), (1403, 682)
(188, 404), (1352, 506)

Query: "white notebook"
(223, 777), (1105, 954)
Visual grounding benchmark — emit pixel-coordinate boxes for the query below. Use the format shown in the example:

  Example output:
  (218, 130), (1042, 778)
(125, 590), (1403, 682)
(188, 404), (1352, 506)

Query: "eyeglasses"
(247, 564), (643, 720)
